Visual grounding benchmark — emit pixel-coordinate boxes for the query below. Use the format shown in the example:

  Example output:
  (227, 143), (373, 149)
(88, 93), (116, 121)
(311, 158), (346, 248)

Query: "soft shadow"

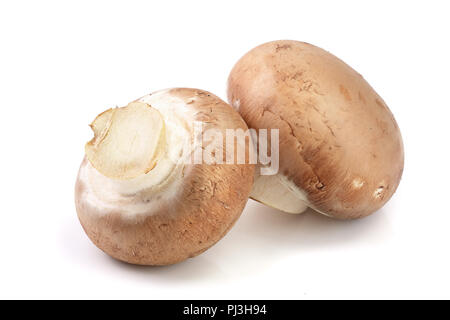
(236, 199), (392, 248)
(203, 199), (393, 275)
(61, 215), (225, 282)
(63, 199), (392, 281)
(106, 254), (226, 283)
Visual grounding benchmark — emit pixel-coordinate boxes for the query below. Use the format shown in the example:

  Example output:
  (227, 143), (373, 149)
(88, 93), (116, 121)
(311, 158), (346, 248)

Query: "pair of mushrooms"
(75, 40), (404, 265)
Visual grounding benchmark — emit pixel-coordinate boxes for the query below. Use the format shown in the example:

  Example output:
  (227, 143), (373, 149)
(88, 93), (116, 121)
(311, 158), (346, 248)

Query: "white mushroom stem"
(85, 102), (167, 180)
(82, 92), (193, 215)
(250, 168), (309, 214)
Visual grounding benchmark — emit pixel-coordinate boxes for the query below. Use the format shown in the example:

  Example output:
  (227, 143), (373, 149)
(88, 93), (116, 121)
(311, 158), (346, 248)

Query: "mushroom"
(75, 88), (255, 265)
(227, 40), (404, 219)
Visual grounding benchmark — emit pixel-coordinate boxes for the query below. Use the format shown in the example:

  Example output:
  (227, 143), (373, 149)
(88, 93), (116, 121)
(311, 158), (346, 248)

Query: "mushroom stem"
(85, 102), (166, 180)
(250, 168), (308, 214)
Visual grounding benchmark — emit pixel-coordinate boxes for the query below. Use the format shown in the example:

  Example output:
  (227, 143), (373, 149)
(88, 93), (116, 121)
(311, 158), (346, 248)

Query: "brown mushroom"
(227, 40), (404, 219)
(75, 88), (255, 265)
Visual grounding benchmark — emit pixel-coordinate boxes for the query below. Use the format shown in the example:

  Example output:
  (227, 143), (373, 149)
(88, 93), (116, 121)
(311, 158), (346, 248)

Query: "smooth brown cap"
(228, 40), (404, 219)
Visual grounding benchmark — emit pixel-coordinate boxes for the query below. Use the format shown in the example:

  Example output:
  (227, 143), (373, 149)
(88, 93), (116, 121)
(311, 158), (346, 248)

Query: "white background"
(1, 0), (449, 299)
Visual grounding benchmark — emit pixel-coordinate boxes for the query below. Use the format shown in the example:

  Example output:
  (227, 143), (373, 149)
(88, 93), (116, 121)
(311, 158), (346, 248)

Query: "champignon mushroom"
(227, 40), (404, 219)
(75, 88), (255, 265)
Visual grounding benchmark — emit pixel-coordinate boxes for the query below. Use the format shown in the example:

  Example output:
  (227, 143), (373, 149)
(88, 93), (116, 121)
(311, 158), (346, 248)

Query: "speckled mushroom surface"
(75, 88), (254, 265)
(227, 40), (404, 219)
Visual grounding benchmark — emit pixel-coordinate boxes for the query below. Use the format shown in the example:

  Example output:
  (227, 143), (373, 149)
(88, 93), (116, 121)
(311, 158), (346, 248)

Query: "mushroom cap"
(75, 88), (255, 265)
(227, 40), (404, 219)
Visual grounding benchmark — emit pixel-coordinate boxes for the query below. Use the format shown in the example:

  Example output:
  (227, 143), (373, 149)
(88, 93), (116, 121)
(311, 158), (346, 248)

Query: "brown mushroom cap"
(75, 88), (254, 265)
(227, 40), (404, 219)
